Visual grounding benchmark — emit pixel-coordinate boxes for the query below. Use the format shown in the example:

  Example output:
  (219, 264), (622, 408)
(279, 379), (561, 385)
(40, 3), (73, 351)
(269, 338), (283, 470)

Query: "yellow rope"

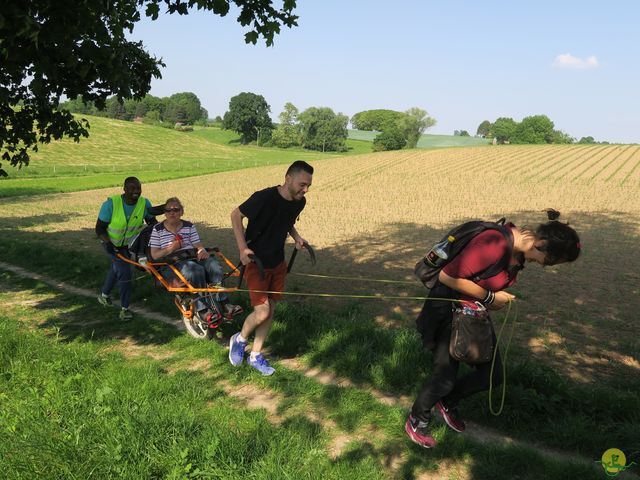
(234, 287), (465, 302)
(290, 272), (417, 285)
(489, 300), (518, 416)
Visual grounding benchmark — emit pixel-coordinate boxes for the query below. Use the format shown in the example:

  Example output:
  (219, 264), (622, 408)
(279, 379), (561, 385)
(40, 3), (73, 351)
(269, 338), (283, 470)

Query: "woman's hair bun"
(545, 208), (561, 221)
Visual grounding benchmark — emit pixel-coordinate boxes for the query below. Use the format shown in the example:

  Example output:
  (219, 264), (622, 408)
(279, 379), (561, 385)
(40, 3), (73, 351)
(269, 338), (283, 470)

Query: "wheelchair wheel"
(182, 312), (215, 340)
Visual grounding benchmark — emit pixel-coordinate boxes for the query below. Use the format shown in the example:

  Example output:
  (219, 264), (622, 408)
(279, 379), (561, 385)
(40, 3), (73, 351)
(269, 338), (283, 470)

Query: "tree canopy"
(490, 117), (518, 144)
(271, 102), (302, 148)
(397, 108), (436, 148)
(61, 92), (207, 125)
(0, 0), (298, 175)
(351, 109), (406, 132)
(298, 107), (348, 152)
(373, 128), (406, 152)
(352, 107), (435, 149)
(476, 120), (492, 137)
(222, 92), (273, 144)
(163, 92), (205, 125)
(486, 114), (583, 145)
(511, 115), (555, 144)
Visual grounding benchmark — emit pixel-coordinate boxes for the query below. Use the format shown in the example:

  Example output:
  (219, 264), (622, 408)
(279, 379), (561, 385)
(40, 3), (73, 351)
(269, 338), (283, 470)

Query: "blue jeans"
(101, 244), (132, 309)
(164, 257), (228, 311)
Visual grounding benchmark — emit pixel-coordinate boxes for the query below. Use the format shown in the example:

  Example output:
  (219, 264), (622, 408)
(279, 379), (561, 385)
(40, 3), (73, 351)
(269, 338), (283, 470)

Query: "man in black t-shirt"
(229, 161), (313, 375)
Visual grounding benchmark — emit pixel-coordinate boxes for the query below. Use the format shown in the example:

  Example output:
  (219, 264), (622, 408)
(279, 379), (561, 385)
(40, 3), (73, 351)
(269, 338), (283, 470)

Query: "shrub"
(373, 129), (407, 151)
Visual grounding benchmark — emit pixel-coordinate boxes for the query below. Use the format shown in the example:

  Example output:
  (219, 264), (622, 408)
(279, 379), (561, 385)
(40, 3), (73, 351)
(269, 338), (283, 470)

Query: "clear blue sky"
(132, 1), (640, 143)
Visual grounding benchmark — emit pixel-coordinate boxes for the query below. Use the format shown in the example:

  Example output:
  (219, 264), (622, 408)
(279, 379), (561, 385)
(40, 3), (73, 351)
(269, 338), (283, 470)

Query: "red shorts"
(244, 260), (287, 306)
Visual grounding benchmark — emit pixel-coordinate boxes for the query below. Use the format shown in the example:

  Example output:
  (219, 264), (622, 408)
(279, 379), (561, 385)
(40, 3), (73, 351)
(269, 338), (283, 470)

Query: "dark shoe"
(224, 303), (243, 318)
(97, 294), (113, 307)
(405, 414), (437, 448)
(435, 400), (466, 433)
(203, 310), (222, 328)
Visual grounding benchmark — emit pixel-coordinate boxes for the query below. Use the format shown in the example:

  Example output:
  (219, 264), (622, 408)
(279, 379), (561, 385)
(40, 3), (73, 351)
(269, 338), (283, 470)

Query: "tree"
(0, 0), (299, 176)
(105, 97), (130, 121)
(222, 92), (273, 144)
(298, 107), (348, 152)
(164, 103), (188, 125)
(164, 92), (203, 125)
(143, 110), (161, 125)
(60, 96), (100, 116)
(511, 115), (555, 144)
(351, 109), (405, 132)
(551, 130), (574, 144)
(373, 128), (406, 151)
(396, 107), (436, 148)
(272, 102), (302, 148)
(476, 120), (492, 137)
(134, 101), (149, 119)
(490, 117), (517, 144)
(578, 136), (596, 144)
(140, 95), (166, 119)
(460, 130), (470, 137)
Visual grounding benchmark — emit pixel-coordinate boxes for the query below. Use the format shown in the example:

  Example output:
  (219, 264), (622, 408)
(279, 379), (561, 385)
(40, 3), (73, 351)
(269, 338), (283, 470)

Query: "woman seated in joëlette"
(149, 197), (242, 320)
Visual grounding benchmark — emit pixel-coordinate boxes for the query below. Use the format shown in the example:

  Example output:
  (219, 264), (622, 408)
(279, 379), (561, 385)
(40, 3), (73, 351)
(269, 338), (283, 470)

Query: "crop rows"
(3, 144), (638, 255)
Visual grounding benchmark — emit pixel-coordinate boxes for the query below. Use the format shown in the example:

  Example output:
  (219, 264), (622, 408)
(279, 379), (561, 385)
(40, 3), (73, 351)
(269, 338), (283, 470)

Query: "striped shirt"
(149, 221), (201, 251)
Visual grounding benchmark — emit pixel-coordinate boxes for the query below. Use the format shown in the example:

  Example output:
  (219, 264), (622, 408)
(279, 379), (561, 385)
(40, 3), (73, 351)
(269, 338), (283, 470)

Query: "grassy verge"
(0, 116), (372, 197)
(0, 272), (610, 479)
(2, 162), (284, 198)
(0, 237), (638, 467)
(0, 279), (384, 479)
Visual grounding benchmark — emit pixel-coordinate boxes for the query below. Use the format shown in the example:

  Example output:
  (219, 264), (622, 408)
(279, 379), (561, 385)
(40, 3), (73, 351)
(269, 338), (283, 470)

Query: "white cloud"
(553, 53), (599, 69)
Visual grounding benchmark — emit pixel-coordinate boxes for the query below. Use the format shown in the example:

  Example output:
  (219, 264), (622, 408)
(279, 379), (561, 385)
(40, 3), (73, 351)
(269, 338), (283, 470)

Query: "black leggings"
(412, 305), (503, 421)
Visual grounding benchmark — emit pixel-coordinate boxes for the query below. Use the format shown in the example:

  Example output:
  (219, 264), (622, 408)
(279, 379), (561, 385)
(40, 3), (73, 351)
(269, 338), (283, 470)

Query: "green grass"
(0, 236), (638, 471)
(0, 272), (612, 480)
(0, 116), (371, 197)
(192, 125), (372, 156)
(0, 282), (385, 479)
(348, 129), (490, 148)
(0, 168), (246, 198)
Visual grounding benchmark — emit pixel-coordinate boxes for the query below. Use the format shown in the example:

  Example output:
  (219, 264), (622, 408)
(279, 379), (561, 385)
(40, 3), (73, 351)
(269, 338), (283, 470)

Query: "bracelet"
(197, 248), (205, 254)
(483, 290), (496, 305)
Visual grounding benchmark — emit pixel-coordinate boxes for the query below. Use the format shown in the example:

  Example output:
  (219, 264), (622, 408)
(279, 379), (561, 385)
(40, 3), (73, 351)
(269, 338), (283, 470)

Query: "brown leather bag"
(449, 305), (494, 364)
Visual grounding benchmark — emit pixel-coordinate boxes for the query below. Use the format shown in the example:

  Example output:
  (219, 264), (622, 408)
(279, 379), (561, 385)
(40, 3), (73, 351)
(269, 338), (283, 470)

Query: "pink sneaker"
(405, 414), (437, 448)
(435, 400), (466, 433)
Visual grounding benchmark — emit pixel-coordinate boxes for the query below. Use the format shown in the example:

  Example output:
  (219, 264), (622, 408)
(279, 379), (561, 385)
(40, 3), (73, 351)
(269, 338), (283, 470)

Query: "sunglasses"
(165, 207), (182, 213)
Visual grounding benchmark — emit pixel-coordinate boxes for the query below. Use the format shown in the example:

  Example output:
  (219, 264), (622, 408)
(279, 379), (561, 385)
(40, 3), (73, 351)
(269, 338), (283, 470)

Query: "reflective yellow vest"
(107, 194), (147, 247)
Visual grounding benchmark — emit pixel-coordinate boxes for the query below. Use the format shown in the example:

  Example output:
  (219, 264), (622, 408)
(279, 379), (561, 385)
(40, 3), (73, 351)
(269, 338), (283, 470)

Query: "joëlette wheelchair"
(117, 243), (264, 340)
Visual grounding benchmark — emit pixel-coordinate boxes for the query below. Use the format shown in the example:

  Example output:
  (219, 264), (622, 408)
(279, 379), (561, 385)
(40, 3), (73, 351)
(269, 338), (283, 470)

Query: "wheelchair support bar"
(287, 242), (316, 273)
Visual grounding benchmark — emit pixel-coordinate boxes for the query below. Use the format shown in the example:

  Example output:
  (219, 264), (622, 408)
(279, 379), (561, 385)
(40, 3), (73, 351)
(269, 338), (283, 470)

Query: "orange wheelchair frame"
(116, 247), (262, 338)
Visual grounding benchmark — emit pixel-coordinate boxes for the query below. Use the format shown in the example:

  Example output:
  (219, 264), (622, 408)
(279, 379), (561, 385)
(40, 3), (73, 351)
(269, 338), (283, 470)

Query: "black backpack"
(128, 224), (155, 263)
(415, 218), (518, 289)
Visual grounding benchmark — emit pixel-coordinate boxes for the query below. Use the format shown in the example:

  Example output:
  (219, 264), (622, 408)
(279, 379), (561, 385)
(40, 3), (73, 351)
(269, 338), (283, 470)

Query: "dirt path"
(1, 260), (637, 479)
(0, 260), (184, 331)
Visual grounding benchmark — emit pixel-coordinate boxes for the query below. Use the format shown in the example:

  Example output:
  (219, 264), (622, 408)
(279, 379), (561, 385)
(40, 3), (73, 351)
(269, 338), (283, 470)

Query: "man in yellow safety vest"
(95, 177), (156, 320)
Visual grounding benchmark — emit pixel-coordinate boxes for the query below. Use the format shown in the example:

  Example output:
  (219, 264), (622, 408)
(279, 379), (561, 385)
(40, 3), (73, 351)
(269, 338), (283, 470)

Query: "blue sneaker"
(247, 353), (275, 376)
(229, 332), (247, 366)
